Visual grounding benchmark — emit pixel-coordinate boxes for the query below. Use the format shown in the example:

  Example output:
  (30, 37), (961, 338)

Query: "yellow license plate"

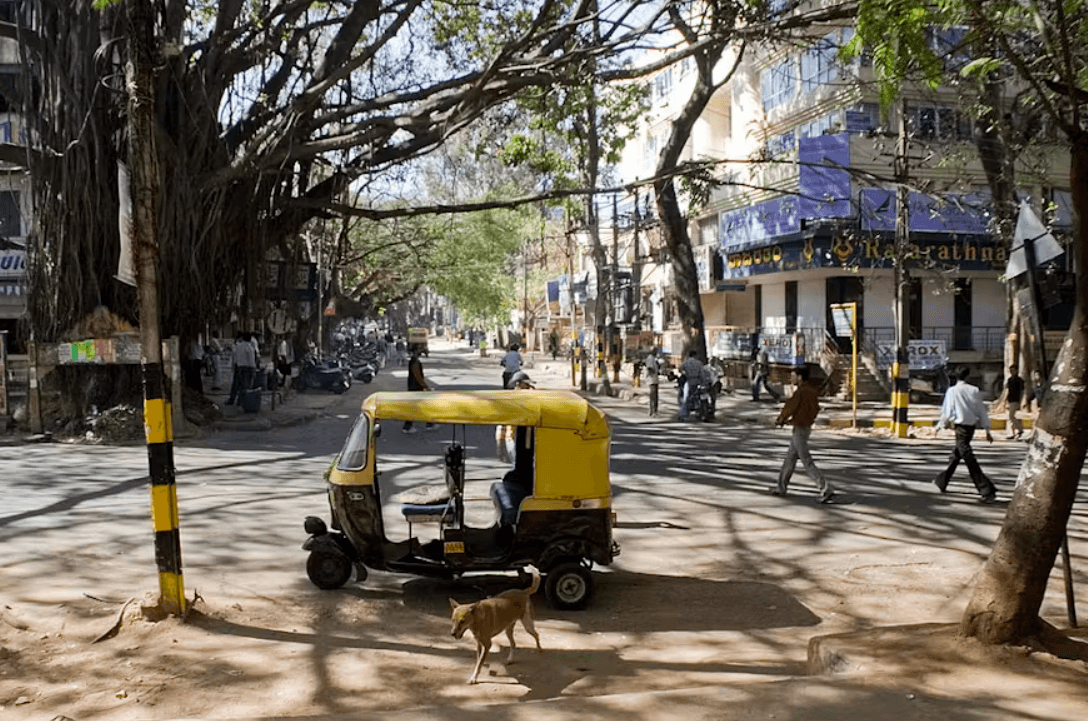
(444, 541), (465, 554)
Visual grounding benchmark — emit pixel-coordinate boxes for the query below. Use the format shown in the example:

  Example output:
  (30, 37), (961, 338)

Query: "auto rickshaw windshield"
(336, 414), (371, 472)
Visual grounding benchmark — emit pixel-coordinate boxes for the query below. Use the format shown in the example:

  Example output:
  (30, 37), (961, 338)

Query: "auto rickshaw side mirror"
(373, 422), (382, 438)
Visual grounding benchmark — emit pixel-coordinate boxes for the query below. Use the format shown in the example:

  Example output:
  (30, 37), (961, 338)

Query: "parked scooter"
(293, 356), (351, 394)
(339, 343), (381, 383)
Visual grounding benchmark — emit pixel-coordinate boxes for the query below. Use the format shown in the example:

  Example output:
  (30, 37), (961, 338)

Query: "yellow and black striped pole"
(125, 0), (186, 617)
(144, 364), (185, 615)
(891, 347), (910, 438)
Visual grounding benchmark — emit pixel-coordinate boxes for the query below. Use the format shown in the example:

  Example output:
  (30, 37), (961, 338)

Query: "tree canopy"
(4, 0), (670, 342)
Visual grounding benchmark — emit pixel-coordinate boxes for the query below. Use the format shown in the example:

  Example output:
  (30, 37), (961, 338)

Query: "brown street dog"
(449, 569), (542, 684)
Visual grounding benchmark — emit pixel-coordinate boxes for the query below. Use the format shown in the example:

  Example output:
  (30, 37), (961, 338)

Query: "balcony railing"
(861, 326), (1005, 353)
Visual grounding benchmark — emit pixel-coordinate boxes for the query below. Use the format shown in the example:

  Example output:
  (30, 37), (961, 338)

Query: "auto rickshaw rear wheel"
(306, 552), (352, 590)
(544, 562), (594, 610)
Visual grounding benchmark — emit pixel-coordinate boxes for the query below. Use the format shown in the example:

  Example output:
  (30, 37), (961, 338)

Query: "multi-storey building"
(610, 19), (1073, 397)
(0, 0), (29, 352)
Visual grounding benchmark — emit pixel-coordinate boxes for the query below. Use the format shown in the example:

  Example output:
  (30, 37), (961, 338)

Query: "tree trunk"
(961, 129), (1088, 643)
(655, 178), (707, 359)
(652, 44), (726, 361)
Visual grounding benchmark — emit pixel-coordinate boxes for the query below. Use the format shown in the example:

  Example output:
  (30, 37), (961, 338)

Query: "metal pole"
(127, 0), (184, 616)
(610, 195), (619, 381)
(1061, 534), (1078, 628)
(1021, 230), (1049, 378)
(851, 302), (858, 429)
(523, 243), (529, 348)
(892, 98), (911, 438)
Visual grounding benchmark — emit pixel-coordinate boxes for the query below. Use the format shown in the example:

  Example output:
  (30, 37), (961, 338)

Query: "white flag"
(115, 161), (136, 287)
(1007, 201), (1063, 278)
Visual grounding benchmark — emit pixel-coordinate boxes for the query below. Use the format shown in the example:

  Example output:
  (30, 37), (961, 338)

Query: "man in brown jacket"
(773, 365), (836, 504)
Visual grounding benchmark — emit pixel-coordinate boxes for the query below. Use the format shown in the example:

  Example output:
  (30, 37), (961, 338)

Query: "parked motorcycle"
(339, 343), (382, 383)
(293, 356), (351, 394)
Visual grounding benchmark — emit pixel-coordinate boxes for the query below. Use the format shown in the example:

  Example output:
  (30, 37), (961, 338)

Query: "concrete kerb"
(202, 384), (327, 433)
(518, 353), (1035, 434)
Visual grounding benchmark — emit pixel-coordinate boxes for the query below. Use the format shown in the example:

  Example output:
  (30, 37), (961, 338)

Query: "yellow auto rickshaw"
(303, 389), (618, 609)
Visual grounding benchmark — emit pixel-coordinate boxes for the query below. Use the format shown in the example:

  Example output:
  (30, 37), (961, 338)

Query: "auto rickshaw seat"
(399, 443), (466, 532)
(491, 469), (529, 526)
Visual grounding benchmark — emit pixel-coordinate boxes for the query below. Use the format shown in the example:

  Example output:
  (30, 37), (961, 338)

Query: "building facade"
(606, 16), (1073, 395)
(0, 0), (29, 352)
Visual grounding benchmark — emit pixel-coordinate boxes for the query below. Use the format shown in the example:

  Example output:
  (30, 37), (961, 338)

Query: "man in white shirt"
(933, 366), (998, 503)
(227, 332), (258, 405)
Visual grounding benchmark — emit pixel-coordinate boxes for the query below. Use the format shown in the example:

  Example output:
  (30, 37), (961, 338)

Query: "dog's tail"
(526, 567), (541, 595)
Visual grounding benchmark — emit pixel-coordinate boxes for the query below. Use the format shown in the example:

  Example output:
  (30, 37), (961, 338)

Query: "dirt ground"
(3, 348), (1086, 720)
(3, 571), (1088, 721)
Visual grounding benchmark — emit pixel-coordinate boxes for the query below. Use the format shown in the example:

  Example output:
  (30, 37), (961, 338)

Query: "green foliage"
(502, 81), (647, 224)
(678, 163), (718, 215)
(844, 0), (952, 109)
(959, 57), (1002, 79)
(426, 204), (535, 323)
(500, 135), (571, 176)
(428, 1), (547, 64)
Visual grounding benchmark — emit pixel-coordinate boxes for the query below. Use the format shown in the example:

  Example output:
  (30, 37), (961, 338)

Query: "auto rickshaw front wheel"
(544, 562), (594, 610)
(306, 552), (353, 590)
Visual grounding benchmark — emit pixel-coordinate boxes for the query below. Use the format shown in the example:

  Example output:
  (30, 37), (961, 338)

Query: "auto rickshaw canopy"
(361, 390), (610, 440)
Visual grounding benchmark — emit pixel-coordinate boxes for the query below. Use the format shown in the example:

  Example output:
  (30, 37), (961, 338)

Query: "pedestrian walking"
(772, 365), (836, 504)
(677, 350), (703, 420)
(1003, 364), (1025, 440)
(1030, 369), (1048, 413)
(642, 348), (662, 417)
(403, 348), (436, 434)
(932, 366), (998, 503)
(751, 341), (780, 402)
(226, 332), (257, 405)
(500, 343), (523, 389)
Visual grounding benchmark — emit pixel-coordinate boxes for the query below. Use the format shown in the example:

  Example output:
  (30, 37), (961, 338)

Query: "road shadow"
(399, 569), (821, 633)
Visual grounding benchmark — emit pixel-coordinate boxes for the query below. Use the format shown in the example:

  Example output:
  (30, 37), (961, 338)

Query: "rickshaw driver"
(492, 427), (533, 527)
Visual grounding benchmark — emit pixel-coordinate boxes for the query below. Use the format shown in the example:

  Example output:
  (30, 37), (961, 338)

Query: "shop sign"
(722, 236), (1006, 279)
(860, 189), (991, 234)
(711, 330), (755, 361)
(0, 250), (26, 279)
(874, 340), (947, 371)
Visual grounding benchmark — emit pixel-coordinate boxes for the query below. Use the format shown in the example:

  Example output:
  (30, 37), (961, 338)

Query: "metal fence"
(862, 326), (1004, 353)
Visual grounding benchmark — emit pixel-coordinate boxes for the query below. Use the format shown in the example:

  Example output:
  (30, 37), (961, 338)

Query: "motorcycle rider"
(677, 350), (704, 421)
(701, 360), (722, 420)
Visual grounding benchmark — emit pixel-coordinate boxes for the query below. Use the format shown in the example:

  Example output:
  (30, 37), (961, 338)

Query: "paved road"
(1, 337), (1085, 720)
